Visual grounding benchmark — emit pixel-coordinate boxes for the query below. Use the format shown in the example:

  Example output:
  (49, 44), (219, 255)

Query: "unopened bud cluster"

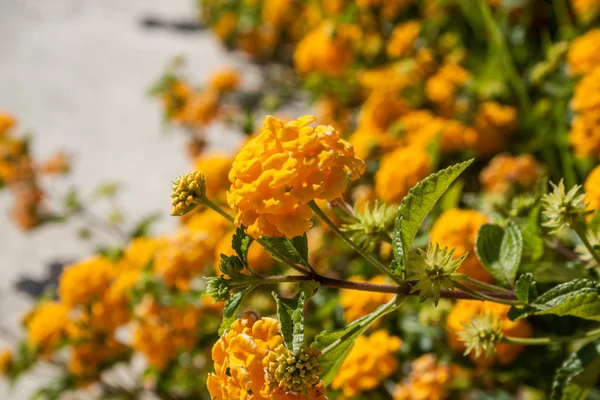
(171, 171), (206, 216)
(264, 344), (322, 394)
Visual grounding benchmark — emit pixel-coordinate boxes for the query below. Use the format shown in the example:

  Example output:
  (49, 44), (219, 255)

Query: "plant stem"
(574, 224), (600, 268)
(453, 281), (520, 306)
(503, 327), (600, 345)
(308, 200), (403, 284)
(456, 275), (513, 293)
(202, 197), (312, 275)
(256, 273), (518, 303)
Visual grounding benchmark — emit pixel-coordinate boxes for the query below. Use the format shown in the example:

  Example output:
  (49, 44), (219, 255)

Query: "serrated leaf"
(312, 296), (403, 385)
(551, 339), (600, 400)
(273, 290), (308, 355)
(522, 205), (544, 261)
(514, 273), (537, 304)
(232, 227), (254, 265)
(218, 287), (252, 335)
(535, 279), (600, 321)
(475, 222), (523, 287)
(261, 234), (310, 267)
(393, 160), (473, 271)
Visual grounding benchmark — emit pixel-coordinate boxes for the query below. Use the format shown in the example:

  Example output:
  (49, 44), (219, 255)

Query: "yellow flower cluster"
(0, 350), (12, 376)
(294, 23), (352, 77)
(68, 336), (128, 379)
(375, 145), (432, 204)
(446, 300), (533, 365)
(473, 102), (518, 156)
(393, 354), (452, 400)
(25, 301), (70, 352)
(132, 298), (212, 370)
(567, 29), (600, 76)
(426, 63), (471, 114)
(339, 276), (395, 322)
(584, 165), (600, 214)
(387, 21), (420, 59)
(430, 209), (492, 283)
(207, 312), (326, 399)
(58, 256), (115, 307)
(331, 330), (401, 398)
(480, 153), (542, 194)
(227, 115), (365, 238)
(0, 111), (15, 136)
(208, 68), (240, 93)
(161, 80), (218, 127)
(569, 49), (600, 157)
(194, 153), (232, 202)
(571, 0), (600, 21)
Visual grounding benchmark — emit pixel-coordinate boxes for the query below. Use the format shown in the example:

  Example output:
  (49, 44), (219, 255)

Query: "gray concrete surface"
(0, 1), (245, 397)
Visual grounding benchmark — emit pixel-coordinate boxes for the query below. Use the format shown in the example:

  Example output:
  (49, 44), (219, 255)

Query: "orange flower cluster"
(227, 115), (365, 238)
(393, 354), (453, 400)
(480, 153), (542, 194)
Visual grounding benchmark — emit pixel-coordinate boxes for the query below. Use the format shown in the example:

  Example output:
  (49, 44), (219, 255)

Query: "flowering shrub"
(2, 1), (600, 399)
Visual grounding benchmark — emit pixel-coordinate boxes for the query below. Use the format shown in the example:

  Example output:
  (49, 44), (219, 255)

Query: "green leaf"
(440, 180), (464, 212)
(522, 205), (545, 261)
(273, 291), (307, 354)
(475, 222), (523, 287)
(261, 234), (310, 267)
(232, 227), (254, 265)
(551, 339), (600, 400)
(514, 273), (537, 304)
(535, 279), (600, 321)
(393, 160), (473, 271)
(312, 296), (404, 386)
(218, 287), (253, 335)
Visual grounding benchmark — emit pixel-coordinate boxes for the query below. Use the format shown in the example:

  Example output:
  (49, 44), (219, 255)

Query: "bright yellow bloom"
(89, 269), (140, 332)
(569, 67), (600, 157)
(332, 330), (401, 398)
(359, 52), (435, 93)
(571, 0), (600, 21)
(262, 0), (296, 27)
(480, 153), (542, 194)
(446, 300), (533, 365)
(474, 102), (518, 156)
(339, 276), (395, 322)
(375, 145), (432, 204)
(0, 112), (16, 136)
(207, 312), (283, 399)
(395, 110), (478, 153)
(154, 229), (213, 291)
(209, 68), (240, 93)
(58, 256), (115, 307)
(227, 115), (365, 238)
(567, 29), (600, 76)
(430, 209), (492, 283)
(393, 354), (452, 400)
(26, 301), (70, 351)
(0, 350), (12, 376)
(215, 230), (275, 274)
(214, 12), (238, 40)
(387, 21), (420, 59)
(186, 207), (231, 250)
(425, 63), (470, 109)
(118, 236), (166, 270)
(194, 153), (232, 201)
(584, 165), (600, 214)
(132, 299), (205, 370)
(294, 24), (352, 77)
(357, 90), (410, 133)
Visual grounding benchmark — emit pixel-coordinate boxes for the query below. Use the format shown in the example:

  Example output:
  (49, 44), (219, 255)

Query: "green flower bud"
(171, 171), (206, 216)
(341, 201), (396, 253)
(541, 180), (587, 234)
(264, 345), (322, 395)
(407, 243), (466, 305)
(457, 312), (503, 359)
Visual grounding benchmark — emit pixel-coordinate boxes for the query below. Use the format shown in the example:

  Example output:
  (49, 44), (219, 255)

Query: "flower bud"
(264, 344), (323, 395)
(457, 313), (503, 359)
(171, 171), (206, 216)
(541, 180), (587, 233)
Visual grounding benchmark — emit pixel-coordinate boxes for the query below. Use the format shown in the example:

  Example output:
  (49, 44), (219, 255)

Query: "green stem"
(308, 200), (403, 284)
(503, 327), (600, 345)
(454, 281), (520, 306)
(202, 197), (312, 275)
(456, 275), (513, 293)
(478, 1), (531, 115)
(574, 224), (600, 268)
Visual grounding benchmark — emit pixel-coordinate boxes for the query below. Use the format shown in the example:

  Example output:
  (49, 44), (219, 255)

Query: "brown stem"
(261, 274), (518, 302)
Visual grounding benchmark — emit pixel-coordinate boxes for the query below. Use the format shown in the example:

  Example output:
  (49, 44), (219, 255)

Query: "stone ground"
(0, 1), (245, 397)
